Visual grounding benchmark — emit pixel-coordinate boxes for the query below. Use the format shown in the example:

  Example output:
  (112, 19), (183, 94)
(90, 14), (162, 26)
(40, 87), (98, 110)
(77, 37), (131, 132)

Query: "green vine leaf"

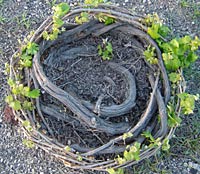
(179, 35), (192, 45)
(158, 25), (170, 37)
(25, 89), (40, 98)
(147, 23), (160, 39)
(107, 168), (116, 174)
(12, 84), (24, 95)
(169, 72), (181, 83)
(123, 142), (141, 161)
(9, 100), (22, 110)
(64, 146), (71, 152)
(26, 42), (39, 55)
(77, 155), (83, 161)
(177, 93), (199, 114)
(107, 168), (125, 174)
(122, 132), (133, 140)
(42, 31), (49, 40)
(144, 13), (161, 26)
(167, 103), (182, 127)
(142, 131), (162, 148)
(98, 40), (113, 60)
(75, 12), (89, 24)
(20, 54), (33, 67)
(22, 120), (33, 131)
(186, 52), (198, 66)
(7, 78), (16, 87)
(162, 138), (170, 151)
(162, 53), (181, 71)
(53, 17), (64, 28)
(190, 36), (200, 51)
(22, 101), (34, 111)
(143, 45), (158, 64)
(115, 156), (126, 165)
(53, 2), (70, 18)
(161, 36), (199, 70)
(43, 3), (70, 41)
(22, 139), (35, 148)
(5, 95), (14, 103)
(145, 13), (170, 39)
(84, 0), (104, 7)
(96, 13), (115, 25)
(142, 131), (154, 142)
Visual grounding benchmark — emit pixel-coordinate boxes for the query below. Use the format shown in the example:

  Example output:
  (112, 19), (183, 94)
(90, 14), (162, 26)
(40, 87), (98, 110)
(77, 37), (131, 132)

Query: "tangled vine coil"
(8, 4), (184, 171)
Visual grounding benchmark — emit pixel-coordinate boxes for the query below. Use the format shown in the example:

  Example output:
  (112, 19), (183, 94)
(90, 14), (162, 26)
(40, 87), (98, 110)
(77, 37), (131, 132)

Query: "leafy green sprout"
(145, 13), (170, 40)
(43, 3), (70, 40)
(20, 42), (39, 67)
(143, 45), (158, 64)
(167, 103), (182, 127)
(5, 78), (40, 111)
(123, 142), (141, 161)
(98, 39), (113, 60)
(162, 138), (170, 151)
(122, 132), (133, 141)
(168, 72), (181, 84)
(107, 168), (125, 174)
(177, 93), (199, 115)
(107, 142), (141, 174)
(22, 139), (35, 148)
(142, 131), (162, 148)
(75, 12), (89, 24)
(75, 11), (115, 25)
(22, 120), (33, 132)
(96, 13), (115, 25)
(64, 146), (71, 152)
(84, 0), (104, 7)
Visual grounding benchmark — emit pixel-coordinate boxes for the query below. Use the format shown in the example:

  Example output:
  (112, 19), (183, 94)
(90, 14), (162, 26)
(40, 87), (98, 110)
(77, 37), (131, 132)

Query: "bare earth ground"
(0, 0), (200, 174)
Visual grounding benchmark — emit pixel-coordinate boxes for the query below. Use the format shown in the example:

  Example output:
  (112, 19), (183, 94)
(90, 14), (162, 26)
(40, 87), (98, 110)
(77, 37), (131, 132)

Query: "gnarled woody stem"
(11, 4), (173, 170)
(82, 62), (136, 118)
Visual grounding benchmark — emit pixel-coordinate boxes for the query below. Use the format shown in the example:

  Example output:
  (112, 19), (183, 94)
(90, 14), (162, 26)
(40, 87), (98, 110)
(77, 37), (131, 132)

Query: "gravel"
(0, 0), (199, 174)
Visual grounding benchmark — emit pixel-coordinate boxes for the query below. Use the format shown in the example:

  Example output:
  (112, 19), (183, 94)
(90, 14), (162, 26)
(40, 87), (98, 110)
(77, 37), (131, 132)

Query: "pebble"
(188, 162), (200, 172)
(184, 162), (188, 167)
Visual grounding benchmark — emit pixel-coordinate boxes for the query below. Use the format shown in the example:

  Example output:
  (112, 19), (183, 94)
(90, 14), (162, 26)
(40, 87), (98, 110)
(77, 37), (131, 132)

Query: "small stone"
(91, 117), (96, 126)
(7, 132), (11, 137)
(148, 0), (152, 5)
(183, 162), (188, 167)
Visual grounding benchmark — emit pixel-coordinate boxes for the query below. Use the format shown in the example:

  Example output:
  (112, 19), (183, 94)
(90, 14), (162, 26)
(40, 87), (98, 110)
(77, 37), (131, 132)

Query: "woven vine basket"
(6, 4), (184, 172)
